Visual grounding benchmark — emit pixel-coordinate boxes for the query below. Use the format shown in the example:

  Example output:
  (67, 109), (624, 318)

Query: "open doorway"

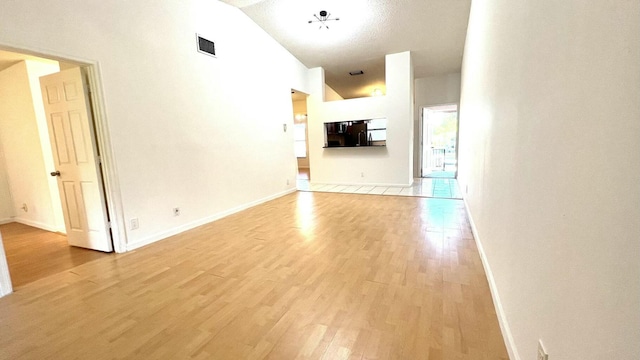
(0, 223), (106, 288)
(0, 48), (113, 289)
(421, 104), (459, 178)
(291, 90), (310, 190)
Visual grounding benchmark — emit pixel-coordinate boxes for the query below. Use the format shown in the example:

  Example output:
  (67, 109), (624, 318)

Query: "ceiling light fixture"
(308, 10), (339, 30)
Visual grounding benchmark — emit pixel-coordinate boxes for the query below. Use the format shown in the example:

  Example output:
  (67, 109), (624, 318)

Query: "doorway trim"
(0, 45), (126, 251)
(418, 103), (460, 178)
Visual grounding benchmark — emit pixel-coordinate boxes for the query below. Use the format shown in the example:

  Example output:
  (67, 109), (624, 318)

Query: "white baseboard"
(13, 218), (61, 233)
(0, 218), (13, 225)
(309, 181), (413, 188)
(463, 197), (520, 360)
(126, 188), (297, 252)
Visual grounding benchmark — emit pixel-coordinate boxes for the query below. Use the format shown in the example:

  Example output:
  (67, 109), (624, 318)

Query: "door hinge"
(107, 221), (112, 229)
(97, 156), (102, 165)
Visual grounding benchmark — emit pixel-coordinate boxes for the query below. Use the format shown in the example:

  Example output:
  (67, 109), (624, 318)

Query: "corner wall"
(307, 52), (414, 186)
(457, 0), (640, 358)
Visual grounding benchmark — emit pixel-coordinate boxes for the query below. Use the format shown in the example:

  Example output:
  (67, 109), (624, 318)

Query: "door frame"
(291, 89), (310, 189)
(418, 103), (460, 178)
(0, 45), (126, 250)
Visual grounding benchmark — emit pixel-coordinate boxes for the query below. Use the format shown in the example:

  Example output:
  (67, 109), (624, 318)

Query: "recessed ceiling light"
(349, 70), (364, 76)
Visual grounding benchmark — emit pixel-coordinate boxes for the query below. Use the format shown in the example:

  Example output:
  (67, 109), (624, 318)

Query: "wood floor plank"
(0, 192), (508, 359)
(0, 222), (109, 288)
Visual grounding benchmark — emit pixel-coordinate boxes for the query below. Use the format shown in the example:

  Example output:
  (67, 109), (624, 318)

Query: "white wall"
(324, 84), (344, 101)
(415, 73), (461, 107)
(413, 73), (461, 177)
(307, 52), (414, 186)
(293, 99), (309, 169)
(0, 61), (62, 231)
(457, 0), (640, 359)
(0, 147), (13, 223)
(0, 0), (309, 252)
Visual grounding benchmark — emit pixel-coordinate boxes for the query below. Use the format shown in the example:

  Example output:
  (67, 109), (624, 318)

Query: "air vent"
(196, 34), (216, 57)
(349, 70), (364, 76)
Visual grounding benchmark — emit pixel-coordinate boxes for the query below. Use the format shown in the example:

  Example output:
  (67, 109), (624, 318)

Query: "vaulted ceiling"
(221, 0), (471, 99)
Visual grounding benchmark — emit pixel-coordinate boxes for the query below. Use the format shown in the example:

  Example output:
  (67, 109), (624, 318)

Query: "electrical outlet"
(465, 185), (469, 194)
(130, 218), (139, 230)
(173, 207), (180, 216)
(286, 179), (290, 185)
(361, 172), (364, 178)
(537, 340), (548, 360)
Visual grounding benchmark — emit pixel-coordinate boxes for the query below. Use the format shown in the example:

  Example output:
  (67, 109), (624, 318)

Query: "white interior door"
(39, 68), (112, 252)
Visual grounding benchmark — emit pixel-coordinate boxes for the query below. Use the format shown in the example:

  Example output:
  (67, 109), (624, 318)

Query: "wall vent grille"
(196, 34), (216, 57)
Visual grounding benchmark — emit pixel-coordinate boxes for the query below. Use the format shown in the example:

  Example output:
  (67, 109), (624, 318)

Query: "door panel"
(69, 111), (89, 163)
(45, 85), (60, 104)
(40, 68), (112, 252)
(81, 181), (103, 231)
(62, 181), (82, 230)
(51, 113), (70, 163)
(63, 81), (80, 100)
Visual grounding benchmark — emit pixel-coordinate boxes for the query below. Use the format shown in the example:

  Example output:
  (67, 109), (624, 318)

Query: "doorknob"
(50, 170), (61, 177)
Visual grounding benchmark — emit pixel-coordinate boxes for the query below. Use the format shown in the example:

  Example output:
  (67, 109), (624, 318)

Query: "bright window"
(294, 124), (307, 158)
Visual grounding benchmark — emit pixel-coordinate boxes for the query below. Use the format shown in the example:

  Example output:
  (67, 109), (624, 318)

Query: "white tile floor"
(297, 177), (463, 199)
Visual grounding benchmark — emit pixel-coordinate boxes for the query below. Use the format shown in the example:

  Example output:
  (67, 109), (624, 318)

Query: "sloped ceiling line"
(221, 0), (471, 99)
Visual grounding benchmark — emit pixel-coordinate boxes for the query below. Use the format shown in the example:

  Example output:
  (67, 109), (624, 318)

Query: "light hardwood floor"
(0, 222), (109, 288)
(0, 192), (508, 359)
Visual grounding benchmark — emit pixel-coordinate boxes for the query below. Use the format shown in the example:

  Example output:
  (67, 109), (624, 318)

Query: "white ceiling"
(222, 0), (471, 99)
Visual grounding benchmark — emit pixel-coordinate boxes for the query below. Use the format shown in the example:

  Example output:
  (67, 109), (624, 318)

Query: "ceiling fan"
(308, 10), (340, 29)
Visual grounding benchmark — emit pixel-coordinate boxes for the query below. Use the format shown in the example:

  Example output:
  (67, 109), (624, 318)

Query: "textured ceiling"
(221, 0), (471, 99)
